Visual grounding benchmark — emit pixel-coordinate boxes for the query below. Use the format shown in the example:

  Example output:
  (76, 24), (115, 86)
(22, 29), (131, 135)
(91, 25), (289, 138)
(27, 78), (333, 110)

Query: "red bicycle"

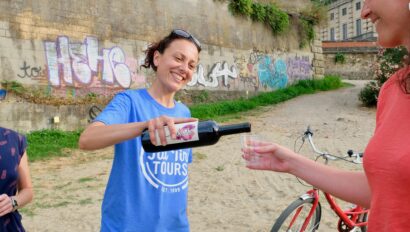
(271, 127), (369, 232)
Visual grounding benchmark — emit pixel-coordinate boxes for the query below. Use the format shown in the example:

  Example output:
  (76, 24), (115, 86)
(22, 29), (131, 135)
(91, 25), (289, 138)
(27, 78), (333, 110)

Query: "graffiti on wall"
(234, 54), (259, 90)
(12, 35), (313, 95)
(17, 61), (43, 79)
(187, 61), (238, 88)
(286, 55), (312, 81)
(44, 36), (134, 89)
(0, 89), (6, 100)
(186, 54), (312, 90)
(232, 51), (313, 91)
(257, 56), (288, 89)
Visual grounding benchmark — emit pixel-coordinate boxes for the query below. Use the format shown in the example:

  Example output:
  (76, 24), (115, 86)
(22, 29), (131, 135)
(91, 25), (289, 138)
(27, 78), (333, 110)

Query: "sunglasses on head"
(171, 29), (202, 51)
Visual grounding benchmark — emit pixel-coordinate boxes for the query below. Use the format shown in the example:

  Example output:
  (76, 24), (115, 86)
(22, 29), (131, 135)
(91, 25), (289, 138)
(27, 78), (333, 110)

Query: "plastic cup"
(241, 134), (263, 165)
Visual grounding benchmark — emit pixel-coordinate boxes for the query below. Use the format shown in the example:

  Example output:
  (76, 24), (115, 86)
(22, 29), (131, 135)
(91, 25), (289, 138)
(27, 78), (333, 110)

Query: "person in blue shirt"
(79, 29), (201, 232)
(0, 127), (33, 232)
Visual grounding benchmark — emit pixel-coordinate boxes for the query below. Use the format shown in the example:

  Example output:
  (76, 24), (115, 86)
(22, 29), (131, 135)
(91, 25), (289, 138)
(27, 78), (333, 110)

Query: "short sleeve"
(18, 133), (27, 161)
(94, 91), (132, 125)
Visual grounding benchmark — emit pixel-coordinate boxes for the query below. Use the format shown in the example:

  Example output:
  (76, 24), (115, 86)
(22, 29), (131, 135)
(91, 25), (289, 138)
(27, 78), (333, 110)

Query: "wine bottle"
(141, 120), (251, 152)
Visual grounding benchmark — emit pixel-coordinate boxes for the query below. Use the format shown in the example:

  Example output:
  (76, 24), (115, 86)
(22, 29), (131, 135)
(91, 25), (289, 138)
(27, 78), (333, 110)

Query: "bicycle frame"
(295, 189), (320, 231)
(292, 127), (369, 231)
(293, 188), (368, 232)
(324, 192), (369, 229)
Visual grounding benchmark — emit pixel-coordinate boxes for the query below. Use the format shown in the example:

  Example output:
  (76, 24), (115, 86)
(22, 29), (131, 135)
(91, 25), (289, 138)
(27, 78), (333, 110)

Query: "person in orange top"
(242, 0), (410, 231)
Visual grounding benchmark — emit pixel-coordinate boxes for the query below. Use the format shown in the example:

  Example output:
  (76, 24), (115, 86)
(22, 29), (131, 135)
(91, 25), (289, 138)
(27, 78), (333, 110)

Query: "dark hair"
(141, 30), (201, 72)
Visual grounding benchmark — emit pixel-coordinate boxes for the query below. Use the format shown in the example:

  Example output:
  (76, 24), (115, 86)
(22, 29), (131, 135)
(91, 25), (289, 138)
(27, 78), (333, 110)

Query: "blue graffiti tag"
(257, 56), (288, 89)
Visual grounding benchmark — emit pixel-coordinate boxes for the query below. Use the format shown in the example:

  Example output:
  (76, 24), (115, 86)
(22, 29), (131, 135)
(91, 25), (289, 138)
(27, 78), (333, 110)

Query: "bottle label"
(154, 121), (199, 145)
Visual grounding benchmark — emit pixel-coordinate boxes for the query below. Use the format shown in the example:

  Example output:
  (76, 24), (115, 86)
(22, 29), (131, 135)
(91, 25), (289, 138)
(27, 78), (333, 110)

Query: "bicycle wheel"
(271, 198), (321, 232)
(337, 211), (369, 232)
(360, 212), (369, 232)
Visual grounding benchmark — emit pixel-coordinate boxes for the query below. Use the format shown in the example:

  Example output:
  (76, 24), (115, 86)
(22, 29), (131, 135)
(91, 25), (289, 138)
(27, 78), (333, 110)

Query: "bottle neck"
(218, 122), (251, 136)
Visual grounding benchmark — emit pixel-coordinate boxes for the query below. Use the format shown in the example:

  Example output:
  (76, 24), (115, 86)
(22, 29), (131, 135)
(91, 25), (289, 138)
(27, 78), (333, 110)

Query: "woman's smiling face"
(153, 39), (199, 93)
(361, 0), (410, 49)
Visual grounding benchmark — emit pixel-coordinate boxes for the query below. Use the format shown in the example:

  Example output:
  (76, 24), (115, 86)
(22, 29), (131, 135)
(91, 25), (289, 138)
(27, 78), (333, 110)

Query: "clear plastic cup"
(241, 134), (263, 166)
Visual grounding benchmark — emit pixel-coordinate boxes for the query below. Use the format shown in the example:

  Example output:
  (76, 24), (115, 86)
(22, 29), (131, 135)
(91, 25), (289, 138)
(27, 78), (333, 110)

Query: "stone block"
(313, 40), (322, 47)
(0, 21), (9, 29)
(316, 67), (325, 75)
(311, 46), (320, 53)
(314, 53), (324, 60)
(314, 61), (325, 68)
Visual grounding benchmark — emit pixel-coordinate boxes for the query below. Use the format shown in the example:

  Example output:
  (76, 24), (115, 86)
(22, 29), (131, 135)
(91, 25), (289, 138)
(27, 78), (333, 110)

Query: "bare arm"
(79, 116), (198, 150)
(0, 152), (33, 216)
(289, 151), (371, 208)
(243, 143), (371, 208)
(78, 121), (147, 150)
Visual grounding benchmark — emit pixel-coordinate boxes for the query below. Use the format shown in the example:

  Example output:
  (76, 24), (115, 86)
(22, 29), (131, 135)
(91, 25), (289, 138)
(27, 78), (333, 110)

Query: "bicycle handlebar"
(302, 126), (364, 164)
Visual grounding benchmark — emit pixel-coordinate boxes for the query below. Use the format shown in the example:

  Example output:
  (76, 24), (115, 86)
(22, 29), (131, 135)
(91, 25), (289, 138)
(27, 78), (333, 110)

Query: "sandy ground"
(21, 80), (376, 232)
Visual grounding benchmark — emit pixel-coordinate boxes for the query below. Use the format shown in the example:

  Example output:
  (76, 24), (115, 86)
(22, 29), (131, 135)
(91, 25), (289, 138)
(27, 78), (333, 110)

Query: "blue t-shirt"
(95, 89), (192, 232)
(0, 127), (27, 232)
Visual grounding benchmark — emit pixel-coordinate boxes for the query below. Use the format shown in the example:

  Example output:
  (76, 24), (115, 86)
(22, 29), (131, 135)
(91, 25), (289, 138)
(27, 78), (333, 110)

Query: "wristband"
(10, 196), (18, 212)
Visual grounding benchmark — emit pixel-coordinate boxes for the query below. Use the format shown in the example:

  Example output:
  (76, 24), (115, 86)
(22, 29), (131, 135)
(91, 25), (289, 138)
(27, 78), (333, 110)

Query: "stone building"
(320, 0), (377, 41)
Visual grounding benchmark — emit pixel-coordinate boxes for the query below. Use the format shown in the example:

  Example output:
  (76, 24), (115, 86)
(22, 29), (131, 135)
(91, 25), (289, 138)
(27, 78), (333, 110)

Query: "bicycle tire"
(360, 212), (368, 232)
(271, 198), (321, 232)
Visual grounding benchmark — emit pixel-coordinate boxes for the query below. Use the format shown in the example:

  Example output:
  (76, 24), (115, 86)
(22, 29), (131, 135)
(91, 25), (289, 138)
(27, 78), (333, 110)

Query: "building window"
(330, 28), (335, 41)
(342, 23), (348, 40)
(342, 8), (347, 16)
(356, 19), (362, 36)
(356, 2), (361, 10)
(330, 12), (334, 20)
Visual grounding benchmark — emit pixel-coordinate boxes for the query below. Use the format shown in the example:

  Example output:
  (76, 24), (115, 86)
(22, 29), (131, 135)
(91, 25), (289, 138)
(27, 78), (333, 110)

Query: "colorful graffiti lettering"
(44, 36), (133, 88)
(286, 55), (312, 81)
(257, 56), (288, 89)
(187, 61), (238, 88)
(234, 55), (259, 90)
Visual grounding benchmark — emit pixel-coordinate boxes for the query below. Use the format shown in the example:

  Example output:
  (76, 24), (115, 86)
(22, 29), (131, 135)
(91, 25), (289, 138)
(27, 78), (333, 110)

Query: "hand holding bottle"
(142, 120), (251, 152)
(146, 115), (198, 146)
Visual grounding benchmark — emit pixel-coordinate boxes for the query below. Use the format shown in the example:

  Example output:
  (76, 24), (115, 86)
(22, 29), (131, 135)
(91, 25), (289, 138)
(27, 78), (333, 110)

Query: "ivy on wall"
(227, 0), (327, 47)
(1, 81), (112, 106)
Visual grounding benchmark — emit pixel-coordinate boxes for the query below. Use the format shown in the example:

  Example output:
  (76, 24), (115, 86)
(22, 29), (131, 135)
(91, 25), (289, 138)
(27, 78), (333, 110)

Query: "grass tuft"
(26, 129), (82, 161)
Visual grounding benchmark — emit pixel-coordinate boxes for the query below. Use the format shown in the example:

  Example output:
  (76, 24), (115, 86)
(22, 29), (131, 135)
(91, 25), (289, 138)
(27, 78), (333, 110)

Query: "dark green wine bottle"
(141, 120), (251, 152)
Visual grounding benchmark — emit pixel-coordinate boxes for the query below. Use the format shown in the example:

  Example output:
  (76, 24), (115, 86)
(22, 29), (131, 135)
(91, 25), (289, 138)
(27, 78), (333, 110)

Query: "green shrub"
(334, 53), (346, 64)
(359, 46), (408, 106)
(228, 0), (253, 16)
(359, 81), (379, 107)
(250, 3), (266, 21)
(298, 18), (315, 48)
(264, 4), (289, 34)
